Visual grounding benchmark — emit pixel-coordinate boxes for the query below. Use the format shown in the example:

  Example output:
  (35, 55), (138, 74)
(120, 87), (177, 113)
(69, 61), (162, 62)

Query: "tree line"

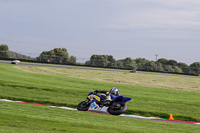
(85, 55), (200, 75)
(0, 44), (76, 64)
(0, 44), (33, 60)
(1, 44), (200, 75)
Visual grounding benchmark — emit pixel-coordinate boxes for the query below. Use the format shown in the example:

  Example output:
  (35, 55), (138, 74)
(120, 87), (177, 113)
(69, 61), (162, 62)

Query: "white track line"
(56, 106), (77, 111)
(119, 114), (157, 120)
(0, 99), (22, 102)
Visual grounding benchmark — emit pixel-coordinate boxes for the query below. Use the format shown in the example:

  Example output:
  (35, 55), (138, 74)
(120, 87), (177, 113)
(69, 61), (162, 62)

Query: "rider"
(94, 88), (121, 106)
(109, 87), (121, 98)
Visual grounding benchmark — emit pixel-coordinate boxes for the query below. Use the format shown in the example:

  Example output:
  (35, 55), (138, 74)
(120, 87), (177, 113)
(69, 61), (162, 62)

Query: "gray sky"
(0, 0), (200, 64)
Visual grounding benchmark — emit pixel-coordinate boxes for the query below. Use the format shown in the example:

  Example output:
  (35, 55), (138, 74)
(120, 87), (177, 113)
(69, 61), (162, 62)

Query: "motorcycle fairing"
(87, 94), (101, 101)
(112, 96), (131, 103)
(88, 99), (108, 113)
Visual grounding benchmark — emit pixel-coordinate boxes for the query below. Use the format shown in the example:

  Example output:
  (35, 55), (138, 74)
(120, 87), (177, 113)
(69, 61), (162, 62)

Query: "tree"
(0, 44), (9, 51)
(146, 61), (157, 71)
(38, 50), (55, 62)
(86, 55), (116, 67)
(173, 66), (183, 73)
(134, 58), (148, 64)
(37, 48), (75, 64)
(10, 51), (32, 60)
(134, 58), (148, 70)
(53, 48), (69, 64)
(115, 60), (124, 68)
(121, 57), (136, 69)
(164, 65), (174, 72)
(190, 62), (200, 68)
(0, 44), (11, 58)
(89, 55), (107, 67)
(85, 60), (91, 66)
(107, 55), (116, 67)
(167, 60), (178, 66)
(69, 56), (77, 64)
(156, 62), (164, 72)
(189, 62), (200, 75)
(157, 58), (168, 65)
(177, 62), (188, 68)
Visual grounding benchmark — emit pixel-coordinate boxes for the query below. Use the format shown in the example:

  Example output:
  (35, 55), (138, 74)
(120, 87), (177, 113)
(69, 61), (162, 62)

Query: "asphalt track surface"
(0, 60), (199, 78)
(0, 99), (200, 126)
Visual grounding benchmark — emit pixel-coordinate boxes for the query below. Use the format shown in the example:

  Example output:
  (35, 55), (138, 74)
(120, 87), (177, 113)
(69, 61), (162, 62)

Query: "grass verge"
(1, 101), (200, 133)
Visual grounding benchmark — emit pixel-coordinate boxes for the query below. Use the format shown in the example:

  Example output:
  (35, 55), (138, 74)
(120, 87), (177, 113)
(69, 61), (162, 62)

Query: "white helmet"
(110, 88), (119, 96)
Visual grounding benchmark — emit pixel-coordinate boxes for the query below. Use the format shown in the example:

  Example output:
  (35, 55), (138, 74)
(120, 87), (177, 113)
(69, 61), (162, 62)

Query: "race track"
(1, 60), (200, 125)
(0, 99), (200, 126)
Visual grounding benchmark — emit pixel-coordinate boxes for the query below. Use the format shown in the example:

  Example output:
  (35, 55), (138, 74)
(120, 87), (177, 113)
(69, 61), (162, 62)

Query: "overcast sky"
(0, 0), (200, 64)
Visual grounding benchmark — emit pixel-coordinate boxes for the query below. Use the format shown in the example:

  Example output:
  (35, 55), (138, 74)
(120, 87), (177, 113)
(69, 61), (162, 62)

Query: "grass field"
(0, 63), (200, 132)
(15, 64), (200, 92)
(1, 102), (200, 133)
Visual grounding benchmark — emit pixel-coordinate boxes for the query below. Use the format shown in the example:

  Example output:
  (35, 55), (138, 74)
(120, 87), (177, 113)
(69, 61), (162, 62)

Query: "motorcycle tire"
(77, 101), (90, 111)
(108, 102), (127, 115)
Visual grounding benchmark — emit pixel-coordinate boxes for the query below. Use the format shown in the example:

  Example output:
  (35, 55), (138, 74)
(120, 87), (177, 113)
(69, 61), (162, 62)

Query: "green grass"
(0, 63), (200, 132)
(0, 101), (199, 133)
(14, 64), (200, 92)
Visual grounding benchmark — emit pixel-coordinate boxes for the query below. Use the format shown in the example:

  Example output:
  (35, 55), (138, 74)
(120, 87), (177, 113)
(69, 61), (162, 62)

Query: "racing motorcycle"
(77, 91), (131, 115)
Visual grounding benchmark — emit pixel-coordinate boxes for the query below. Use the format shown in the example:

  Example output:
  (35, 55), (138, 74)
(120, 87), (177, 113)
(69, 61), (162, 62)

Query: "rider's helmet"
(110, 88), (119, 96)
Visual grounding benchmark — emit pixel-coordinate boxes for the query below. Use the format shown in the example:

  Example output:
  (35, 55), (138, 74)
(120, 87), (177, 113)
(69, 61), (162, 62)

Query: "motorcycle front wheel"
(77, 101), (90, 111)
(108, 102), (127, 115)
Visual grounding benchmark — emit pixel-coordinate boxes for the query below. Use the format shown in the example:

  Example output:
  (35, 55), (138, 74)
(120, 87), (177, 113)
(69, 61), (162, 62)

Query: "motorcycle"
(77, 91), (131, 115)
